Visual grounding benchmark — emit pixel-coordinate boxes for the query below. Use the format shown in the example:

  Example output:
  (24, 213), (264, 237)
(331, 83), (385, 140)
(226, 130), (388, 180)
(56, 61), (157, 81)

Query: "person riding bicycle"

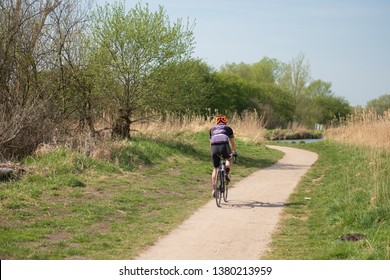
(210, 114), (238, 197)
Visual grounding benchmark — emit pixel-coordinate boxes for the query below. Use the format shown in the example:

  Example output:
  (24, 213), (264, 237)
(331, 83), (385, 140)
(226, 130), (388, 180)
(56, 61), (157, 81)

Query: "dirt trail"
(136, 145), (318, 260)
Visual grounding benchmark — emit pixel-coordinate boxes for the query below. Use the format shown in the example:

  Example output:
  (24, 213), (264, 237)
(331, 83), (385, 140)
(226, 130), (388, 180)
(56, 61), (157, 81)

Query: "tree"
(0, 0), (61, 158)
(44, 0), (98, 136)
(366, 94), (390, 115)
(261, 84), (295, 128)
(300, 80), (351, 127)
(211, 72), (294, 128)
(279, 53), (311, 98)
(211, 72), (253, 115)
(251, 57), (283, 85)
(217, 58), (295, 128)
(146, 59), (214, 115)
(0, 0), (95, 159)
(88, 1), (195, 138)
(220, 62), (251, 81)
(306, 79), (333, 97)
(278, 54), (311, 123)
(220, 57), (283, 86)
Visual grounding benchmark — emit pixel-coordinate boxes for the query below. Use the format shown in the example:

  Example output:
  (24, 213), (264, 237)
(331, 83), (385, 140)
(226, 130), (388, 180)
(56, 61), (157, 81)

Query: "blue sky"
(96, 0), (390, 107)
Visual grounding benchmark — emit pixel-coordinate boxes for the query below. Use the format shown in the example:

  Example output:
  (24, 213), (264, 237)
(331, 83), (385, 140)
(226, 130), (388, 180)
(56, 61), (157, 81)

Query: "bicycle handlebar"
(232, 152), (238, 163)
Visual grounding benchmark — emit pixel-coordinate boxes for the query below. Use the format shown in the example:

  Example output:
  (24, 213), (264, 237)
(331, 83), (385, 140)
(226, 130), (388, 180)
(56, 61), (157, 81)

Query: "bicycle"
(214, 153), (237, 207)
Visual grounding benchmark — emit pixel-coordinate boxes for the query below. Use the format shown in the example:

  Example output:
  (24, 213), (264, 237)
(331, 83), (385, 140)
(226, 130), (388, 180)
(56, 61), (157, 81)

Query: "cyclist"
(209, 114), (238, 197)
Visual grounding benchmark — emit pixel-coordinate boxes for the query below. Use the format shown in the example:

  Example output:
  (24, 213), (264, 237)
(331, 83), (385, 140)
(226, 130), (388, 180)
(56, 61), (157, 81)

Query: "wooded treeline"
(1, 0), (384, 160)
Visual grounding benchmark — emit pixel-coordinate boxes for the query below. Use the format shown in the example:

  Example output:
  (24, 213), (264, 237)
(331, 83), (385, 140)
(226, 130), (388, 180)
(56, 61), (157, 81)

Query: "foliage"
(278, 53), (311, 99)
(366, 94), (390, 115)
(145, 59), (214, 115)
(211, 72), (294, 128)
(295, 80), (352, 127)
(88, 1), (195, 138)
(220, 57), (282, 85)
(211, 72), (256, 114)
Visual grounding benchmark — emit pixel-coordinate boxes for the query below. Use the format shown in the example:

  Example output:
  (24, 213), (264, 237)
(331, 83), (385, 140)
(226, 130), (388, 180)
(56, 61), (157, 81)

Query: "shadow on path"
(220, 200), (305, 209)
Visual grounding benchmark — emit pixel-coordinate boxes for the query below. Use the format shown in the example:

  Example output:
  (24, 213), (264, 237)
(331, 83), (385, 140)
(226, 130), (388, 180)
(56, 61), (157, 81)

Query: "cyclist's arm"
(229, 137), (237, 153)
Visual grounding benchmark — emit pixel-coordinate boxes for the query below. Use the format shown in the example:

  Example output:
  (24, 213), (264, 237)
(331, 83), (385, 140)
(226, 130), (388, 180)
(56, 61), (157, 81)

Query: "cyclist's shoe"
(212, 189), (216, 198)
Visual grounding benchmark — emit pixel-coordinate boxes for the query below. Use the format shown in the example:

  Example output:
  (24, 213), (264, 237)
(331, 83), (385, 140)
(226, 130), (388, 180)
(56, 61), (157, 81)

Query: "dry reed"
(132, 110), (266, 143)
(229, 110), (266, 143)
(326, 109), (390, 207)
(33, 110), (266, 161)
(325, 109), (390, 151)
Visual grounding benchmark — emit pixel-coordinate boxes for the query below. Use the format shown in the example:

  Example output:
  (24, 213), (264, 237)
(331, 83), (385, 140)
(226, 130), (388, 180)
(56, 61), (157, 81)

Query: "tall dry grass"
(32, 110), (266, 162)
(132, 110), (266, 143)
(326, 109), (390, 150)
(326, 109), (390, 207)
(230, 110), (266, 143)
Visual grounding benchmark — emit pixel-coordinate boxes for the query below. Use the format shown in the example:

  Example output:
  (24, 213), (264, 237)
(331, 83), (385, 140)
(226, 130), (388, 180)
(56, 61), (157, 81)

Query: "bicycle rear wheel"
(215, 169), (223, 207)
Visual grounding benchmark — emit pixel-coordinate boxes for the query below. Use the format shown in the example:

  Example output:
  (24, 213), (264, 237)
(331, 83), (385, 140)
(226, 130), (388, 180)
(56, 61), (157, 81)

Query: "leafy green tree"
(145, 59), (214, 115)
(278, 53), (311, 123)
(211, 72), (294, 128)
(88, 1), (195, 138)
(315, 95), (351, 125)
(366, 94), (390, 115)
(301, 80), (351, 127)
(279, 53), (311, 98)
(261, 84), (295, 128)
(250, 57), (283, 85)
(217, 58), (295, 128)
(220, 62), (252, 81)
(220, 57), (283, 86)
(307, 79), (333, 97)
(211, 72), (254, 114)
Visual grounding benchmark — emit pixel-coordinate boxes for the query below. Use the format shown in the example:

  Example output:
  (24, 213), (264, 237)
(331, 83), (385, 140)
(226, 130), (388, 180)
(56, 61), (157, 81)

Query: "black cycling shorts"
(211, 143), (232, 168)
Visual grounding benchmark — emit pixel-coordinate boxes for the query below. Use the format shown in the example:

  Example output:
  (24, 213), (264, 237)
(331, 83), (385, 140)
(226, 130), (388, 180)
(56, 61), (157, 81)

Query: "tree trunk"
(111, 109), (131, 139)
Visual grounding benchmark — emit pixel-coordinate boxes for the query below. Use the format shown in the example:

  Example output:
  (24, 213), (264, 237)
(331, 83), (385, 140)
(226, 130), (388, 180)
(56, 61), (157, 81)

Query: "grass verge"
(263, 140), (390, 260)
(0, 131), (282, 259)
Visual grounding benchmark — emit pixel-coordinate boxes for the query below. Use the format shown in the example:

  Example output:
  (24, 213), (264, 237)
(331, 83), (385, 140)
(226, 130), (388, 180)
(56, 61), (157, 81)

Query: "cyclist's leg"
(223, 144), (233, 174)
(210, 145), (221, 196)
(212, 167), (217, 187)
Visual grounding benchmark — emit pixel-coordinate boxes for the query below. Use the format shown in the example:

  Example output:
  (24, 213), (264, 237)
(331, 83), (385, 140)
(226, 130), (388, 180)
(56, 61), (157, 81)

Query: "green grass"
(4, 132), (388, 260)
(0, 131), (282, 259)
(263, 140), (390, 260)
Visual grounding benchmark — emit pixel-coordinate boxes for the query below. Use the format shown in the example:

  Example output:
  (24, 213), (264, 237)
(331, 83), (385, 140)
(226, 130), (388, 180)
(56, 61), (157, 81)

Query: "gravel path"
(136, 145), (318, 260)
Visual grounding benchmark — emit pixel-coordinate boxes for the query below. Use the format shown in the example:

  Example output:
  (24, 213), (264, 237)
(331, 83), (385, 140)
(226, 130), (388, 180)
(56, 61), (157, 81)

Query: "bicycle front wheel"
(223, 175), (229, 202)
